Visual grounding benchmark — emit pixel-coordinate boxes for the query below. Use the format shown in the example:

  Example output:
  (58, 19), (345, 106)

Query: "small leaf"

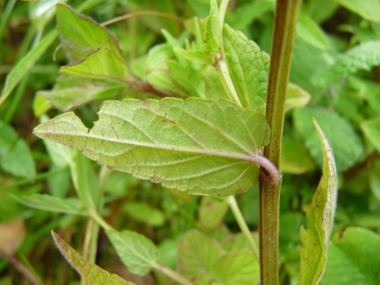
(0, 30), (57, 106)
(211, 251), (260, 285)
(298, 119), (338, 285)
(293, 107), (363, 172)
(199, 196), (228, 230)
(322, 227), (380, 284)
(313, 41), (380, 86)
(0, 121), (36, 178)
(123, 202), (165, 227)
(284, 83), (311, 112)
(177, 230), (224, 278)
(174, 48), (214, 65)
(33, 98), (271, 196)
(60, 48), (129, 82)
(223, 24), (270, 111)
(297, 15), (330, 50)
(204, 0), (221, 55)
(280, 139), (315, 174)
(56, 4), (123, 63)
(360, 117), (380, 153)
(38, 75), (124, 112)
(11, 194), (83, 215)
(106, 229), (159, 276)
(51, 231), (134, 285)
(333, 0), (380, 22)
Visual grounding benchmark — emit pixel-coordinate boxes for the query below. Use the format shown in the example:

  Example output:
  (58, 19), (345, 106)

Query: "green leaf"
(60, 48), (129, 82)
(40, 114), (75, 167)
(322, 227), (380, 284)
(222, 233), (259, 252)
(298, 119), (338, 285)
(0, 30), (57, 106)
(369, 159), (380, 202)
(231, 1), (274, 31)
(56, 4), (123, 63)
(123, 202), (165, 227)
(223, 24), (270, 111)
(284, 83), (311, 112)
(198, 196), (228, 230)
(51, 231), (135, 285)
(204, 0), (221, 55)
(33, 98), (271, 196)
(280, 139), (315, 174)
(334, 0), (380, 22)
(0, 121), (36, 178)
(177, 230), (224, 278)
(293, 107), (363, 172)
(106, 229), (159, 276)
(313, 41), (380, 86)
(11, 194), (83, 215)
(174, 48), (214, 65)
(166, 60), (206, 98)
(38, 75), (124, 111)
(70, 150), (99, 208)
(33, 93), (52, 117)
(360, 117), (380, 152)
(211, 251), (260, 285)
(203, 65), (229, 100)
(297, 15), (330, 50)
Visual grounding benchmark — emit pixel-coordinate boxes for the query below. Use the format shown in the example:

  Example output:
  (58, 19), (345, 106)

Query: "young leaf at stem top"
(298, 119), (338, 285)
(33, 97), (278, 196)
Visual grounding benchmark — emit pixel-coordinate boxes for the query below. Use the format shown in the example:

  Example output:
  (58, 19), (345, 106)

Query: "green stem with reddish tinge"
(259, 1), (301, 284)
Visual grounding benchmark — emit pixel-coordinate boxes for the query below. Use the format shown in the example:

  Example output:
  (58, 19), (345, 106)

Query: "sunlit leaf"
(11, 194), (83, 215)
(123, 202), (165, 227)
(280, 139), (315, 174)
(0, 30), (57, 106)
(51, 231), (135, 285)
(223, 24), (270, 111)
(322, 227), (380, 284)
(33, 98), (270, 196)
(298, 119), (338, 285)
(33, 93), (52, 117)
(59, 48), (129, 82)
(106, 229), (159, 276)
(284, 83), (311, 112)
(56, 3), (123, 63)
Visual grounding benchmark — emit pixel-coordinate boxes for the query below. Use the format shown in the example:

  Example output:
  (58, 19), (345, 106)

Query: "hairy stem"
(226, 196), (259, 261)
(259, 1), (301, 284)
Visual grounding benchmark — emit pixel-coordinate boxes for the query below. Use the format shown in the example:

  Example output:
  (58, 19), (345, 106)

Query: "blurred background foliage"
(1, 0), (380, 284)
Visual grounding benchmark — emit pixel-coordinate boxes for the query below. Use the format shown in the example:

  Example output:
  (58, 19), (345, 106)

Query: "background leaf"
(198, 196), (228, 230)
(51, 231), (135, 285)
(293, 107), (363, 172)
(280, 139), (315, 174)
(298, 119), (338, 285)
(33, 98), (271, 196)
(322, 227), (380, 284)
(123, 202), (165, 227)
(334, 0), (380, 22)
(360, 117), (380, 152)
(106, 229), (159, 276)
(297, 15), (330, 50)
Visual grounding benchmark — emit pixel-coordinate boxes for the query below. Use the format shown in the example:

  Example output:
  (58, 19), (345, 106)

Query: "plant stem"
(215, 60), (242, 106)
(88, 207), (114, 231)
(226, 196), (259, 261)
(154, 262), (195, 285)
(259, 1), (301, 284)
(5, 254), (42, 285)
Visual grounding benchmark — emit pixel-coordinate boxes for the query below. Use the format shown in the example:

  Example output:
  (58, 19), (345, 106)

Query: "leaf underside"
(33, 98), (270, 196)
